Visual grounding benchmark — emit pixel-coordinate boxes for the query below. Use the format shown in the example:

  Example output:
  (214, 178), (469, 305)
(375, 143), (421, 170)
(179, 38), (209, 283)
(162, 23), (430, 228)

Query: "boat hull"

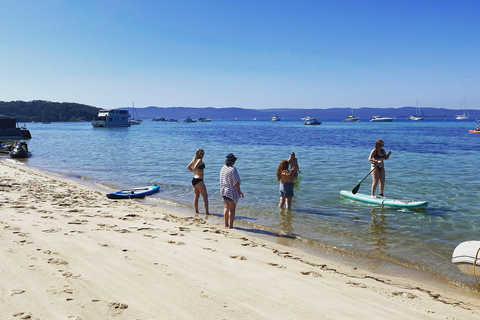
(340, 190), (428, 208)
(452, 241), (480, 275)
(106, 185), (161, 199)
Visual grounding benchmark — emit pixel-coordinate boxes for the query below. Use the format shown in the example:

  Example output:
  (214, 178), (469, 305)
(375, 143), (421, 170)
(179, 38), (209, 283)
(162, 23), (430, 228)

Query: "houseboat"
(91, 109), (131, 127)
(0, 115), (32, 139)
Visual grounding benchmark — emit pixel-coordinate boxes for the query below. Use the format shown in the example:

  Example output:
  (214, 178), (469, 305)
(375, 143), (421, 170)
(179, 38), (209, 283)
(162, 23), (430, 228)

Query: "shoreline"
(1, 160), (480, 319)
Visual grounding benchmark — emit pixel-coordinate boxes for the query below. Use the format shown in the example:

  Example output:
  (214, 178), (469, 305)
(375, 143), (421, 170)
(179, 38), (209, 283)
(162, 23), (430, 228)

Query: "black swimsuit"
(192, 163), (206, 186)
(372, 150), (386, 172)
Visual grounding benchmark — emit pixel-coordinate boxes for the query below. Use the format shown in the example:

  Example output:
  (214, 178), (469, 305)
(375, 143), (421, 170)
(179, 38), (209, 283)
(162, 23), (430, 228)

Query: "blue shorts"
(223, 196), (234, 202)
(280, 182), (294, 198)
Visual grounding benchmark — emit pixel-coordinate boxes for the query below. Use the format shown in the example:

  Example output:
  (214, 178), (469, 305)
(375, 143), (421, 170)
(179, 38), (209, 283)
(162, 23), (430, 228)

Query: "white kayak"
(452, 241), (480, 276)
(340, 190), (428, 208)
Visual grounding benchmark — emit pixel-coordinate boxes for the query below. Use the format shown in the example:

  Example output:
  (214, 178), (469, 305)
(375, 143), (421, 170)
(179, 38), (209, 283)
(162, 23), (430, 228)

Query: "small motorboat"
(370, 116), (394, 122)
(270, 115), (281, 121)
(304, 118), (322, 125)
(183, 116), (197, 123)
(106, 185), (161, 199)
(9, 142), (31, 158)
(197, 117), (212, 122)
(452, 241), (480, 277)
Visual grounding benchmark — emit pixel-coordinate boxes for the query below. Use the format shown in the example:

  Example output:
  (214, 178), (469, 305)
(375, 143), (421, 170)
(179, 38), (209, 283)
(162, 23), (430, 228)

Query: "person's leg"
(193, 186), (200, 213)
(286, 197), (292, 210)
(371, 169), (379, 197)
(279, 196), (286, 208)
(197, 181), (209, 214)
(223, 200), (229, 227)
(228, 201), (237, 229)
(379, 169), (386, 196)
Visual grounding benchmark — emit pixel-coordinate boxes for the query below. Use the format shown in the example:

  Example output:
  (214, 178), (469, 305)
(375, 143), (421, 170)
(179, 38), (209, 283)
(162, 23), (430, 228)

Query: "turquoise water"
(9, 119), (480, 288)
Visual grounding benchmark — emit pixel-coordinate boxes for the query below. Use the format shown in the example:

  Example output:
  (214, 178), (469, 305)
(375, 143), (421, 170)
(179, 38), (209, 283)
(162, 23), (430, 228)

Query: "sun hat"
(225, 153), (237, 164)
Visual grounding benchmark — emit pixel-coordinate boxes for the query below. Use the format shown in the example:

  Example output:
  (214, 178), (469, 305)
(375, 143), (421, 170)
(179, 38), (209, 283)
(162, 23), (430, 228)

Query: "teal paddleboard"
(340, 190), (428, 208)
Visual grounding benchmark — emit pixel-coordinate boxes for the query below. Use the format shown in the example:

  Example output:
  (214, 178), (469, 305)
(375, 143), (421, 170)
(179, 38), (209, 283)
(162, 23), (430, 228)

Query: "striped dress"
(219, 165), (241, 204)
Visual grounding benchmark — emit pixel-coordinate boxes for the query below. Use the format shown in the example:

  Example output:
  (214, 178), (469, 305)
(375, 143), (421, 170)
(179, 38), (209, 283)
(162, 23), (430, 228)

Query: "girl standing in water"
(368, 140), (391, 198)
(187, 148), (209, 215)
(277, 160), (296, 210)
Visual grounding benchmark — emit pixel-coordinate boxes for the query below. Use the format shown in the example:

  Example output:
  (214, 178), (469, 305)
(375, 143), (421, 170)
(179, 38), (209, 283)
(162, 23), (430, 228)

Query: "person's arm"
(234, 181), (244, 197)
(186, 159), (197, 172)
(384, 150), (392, 160)
(368, 150), (382, 165)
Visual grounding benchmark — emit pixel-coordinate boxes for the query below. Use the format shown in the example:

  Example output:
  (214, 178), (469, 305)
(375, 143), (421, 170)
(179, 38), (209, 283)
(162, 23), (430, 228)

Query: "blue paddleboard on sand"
(107, 185), (161, 199)
(340, 190), (428, 208)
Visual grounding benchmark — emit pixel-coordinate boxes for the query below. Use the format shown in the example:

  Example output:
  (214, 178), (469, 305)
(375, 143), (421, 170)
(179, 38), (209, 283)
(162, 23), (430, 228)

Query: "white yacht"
(197, 117), (212, 122)
(91, 109), (131, 127)
(370, 116), (394, 122)
(271, 115), (281, 121)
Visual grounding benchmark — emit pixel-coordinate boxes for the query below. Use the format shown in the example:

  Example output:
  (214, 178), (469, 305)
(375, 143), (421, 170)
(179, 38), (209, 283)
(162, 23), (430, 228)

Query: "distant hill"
(2, 100), (478, 122)
(0, 100), (100, 122)
(135, 106), (479, 121)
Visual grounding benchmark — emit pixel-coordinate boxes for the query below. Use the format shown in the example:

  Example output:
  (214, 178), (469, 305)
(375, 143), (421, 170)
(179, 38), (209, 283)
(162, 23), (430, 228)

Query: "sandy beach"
(1, 161), (479, 319)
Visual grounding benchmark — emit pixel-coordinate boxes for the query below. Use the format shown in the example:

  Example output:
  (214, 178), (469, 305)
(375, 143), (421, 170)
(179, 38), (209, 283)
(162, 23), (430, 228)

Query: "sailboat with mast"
(455, 99), (469, 120)
(344, 108), (359, 122)
(129, 103), (142, 125)
(409, 101), (425, 120)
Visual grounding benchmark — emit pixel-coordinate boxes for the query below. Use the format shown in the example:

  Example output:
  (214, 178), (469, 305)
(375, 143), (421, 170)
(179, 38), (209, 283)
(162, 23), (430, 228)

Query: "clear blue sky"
(1, 0), (479, 109)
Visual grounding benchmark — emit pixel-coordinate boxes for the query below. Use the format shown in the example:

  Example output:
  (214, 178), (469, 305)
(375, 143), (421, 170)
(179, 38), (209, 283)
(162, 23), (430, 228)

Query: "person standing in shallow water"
(277, 160), (296, 210)
(219, 153), (243, 228)
(187, 148), (209, 215)
(368, 140), (391, 198)
(288, 152), (301, 177)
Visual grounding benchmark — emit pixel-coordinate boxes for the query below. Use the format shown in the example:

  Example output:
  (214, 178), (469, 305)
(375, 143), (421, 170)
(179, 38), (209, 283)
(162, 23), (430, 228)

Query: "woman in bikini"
(187, 148), (209, 215)
(368, 140), (391, 198)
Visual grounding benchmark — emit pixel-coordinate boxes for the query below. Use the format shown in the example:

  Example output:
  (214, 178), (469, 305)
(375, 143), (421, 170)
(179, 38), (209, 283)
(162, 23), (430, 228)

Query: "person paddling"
(368, 140), (391, 198)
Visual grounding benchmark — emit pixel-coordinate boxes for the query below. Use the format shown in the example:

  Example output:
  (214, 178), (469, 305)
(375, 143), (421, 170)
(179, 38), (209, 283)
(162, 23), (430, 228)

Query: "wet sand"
(1, 161), (479, 319)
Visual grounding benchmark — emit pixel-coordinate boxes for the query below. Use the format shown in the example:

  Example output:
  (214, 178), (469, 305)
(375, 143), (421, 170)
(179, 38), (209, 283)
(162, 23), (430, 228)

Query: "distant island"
(0, 100), (100, 122)
(134, 106), (478, 121)
(1, 100), (477, 122)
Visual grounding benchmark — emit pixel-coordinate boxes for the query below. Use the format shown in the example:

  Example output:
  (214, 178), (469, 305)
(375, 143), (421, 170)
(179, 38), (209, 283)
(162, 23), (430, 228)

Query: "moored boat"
(370, 116), (394, 122)
(129, 103), (142, 125)
(271, 115), (281, 121)
(91, 109), (131, 127)
(183, 116), (197, 123)
(197, 117), (212, 122)
(0, 115), (32, 139)
(344, 109), (359, 122)
(304, 118), (322, 125)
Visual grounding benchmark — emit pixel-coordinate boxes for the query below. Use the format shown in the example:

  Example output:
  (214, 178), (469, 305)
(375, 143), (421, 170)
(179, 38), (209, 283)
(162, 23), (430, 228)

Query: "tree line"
(0, 100), (100, 122)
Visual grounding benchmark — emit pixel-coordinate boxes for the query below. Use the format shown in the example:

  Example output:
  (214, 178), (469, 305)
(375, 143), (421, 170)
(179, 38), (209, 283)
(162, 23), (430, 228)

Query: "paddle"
(352, 151), (391, 194)
(352, 165), (378, 194)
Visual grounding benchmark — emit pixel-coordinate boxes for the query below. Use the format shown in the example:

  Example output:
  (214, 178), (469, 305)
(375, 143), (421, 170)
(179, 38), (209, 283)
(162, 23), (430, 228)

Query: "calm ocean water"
(7, 118), (480, 288)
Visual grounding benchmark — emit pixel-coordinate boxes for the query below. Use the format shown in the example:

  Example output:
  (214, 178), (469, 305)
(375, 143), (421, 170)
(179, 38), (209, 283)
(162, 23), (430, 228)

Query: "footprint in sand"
(393, 291), (418, 299)
(267, 263), (285, 268)
(11, 289), (25, 295)
(301, 271), (322, 277)
(230, 255), (247, 260)
(13, 312), (33, 319)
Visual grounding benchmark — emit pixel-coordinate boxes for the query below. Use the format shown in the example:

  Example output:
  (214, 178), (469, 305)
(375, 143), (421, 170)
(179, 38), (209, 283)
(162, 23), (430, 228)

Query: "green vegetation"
(0, 100), (100, 122)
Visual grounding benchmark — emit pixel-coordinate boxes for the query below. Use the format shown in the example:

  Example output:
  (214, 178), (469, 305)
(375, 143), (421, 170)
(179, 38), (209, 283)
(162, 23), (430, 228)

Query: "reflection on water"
(369, 207), (389, 253)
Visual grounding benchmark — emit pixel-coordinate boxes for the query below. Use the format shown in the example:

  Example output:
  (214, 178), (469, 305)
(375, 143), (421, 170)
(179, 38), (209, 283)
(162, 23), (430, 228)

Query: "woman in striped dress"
(219, 153), (244, 228)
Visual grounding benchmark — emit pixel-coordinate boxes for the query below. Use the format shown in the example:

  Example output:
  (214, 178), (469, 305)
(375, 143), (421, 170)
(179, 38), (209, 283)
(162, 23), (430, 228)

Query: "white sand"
(1, 161), (479, 319)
